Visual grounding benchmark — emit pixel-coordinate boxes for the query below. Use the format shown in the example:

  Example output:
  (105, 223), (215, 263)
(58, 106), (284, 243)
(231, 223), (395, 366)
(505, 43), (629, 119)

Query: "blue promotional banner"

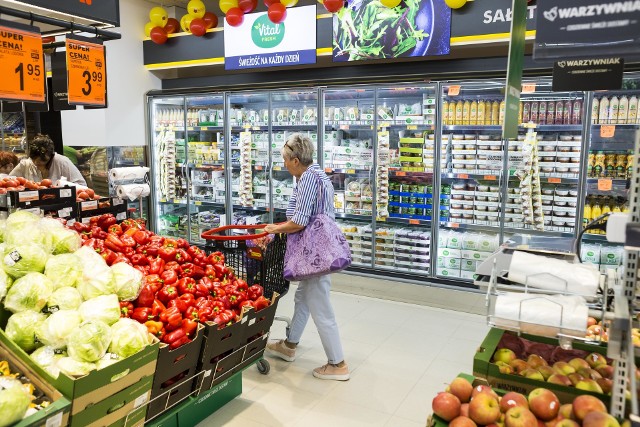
(224, 5), (317, 71)
(333, 0), (451, 62)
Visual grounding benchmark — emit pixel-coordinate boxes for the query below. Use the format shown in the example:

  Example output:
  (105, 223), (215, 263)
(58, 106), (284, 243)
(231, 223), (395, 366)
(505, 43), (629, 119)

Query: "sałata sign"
(451, 0), (537, 38)
(534, 0), (640, 60)
(224, 5), (316, 71)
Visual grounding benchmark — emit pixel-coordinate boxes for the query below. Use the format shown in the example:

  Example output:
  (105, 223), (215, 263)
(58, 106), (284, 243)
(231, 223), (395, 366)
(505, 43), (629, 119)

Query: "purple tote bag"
(283, 173), (352, 281)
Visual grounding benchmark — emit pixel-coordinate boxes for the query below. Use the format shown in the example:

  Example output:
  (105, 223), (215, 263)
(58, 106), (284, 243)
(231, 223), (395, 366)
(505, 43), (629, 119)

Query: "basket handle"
(201, 224), (270, 241)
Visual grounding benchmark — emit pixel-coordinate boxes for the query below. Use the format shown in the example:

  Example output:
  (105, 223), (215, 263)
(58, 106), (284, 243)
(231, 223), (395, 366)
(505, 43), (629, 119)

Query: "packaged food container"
(463, 213), (474, 219)
(505, 208), (514, 213)
(464, 134), (476, 140)
(452, 181), (466, 190)
(453, 134), (464, 140)
(559, 135), (573, 141)
(465, 144), (476, 150)
(489, 186), (500, 193)
(476, 196), (488, 202)
(478, 135), (490, 141)
(570, 157), (580, 163)
(489, 144), (502, 151)
(475, 214), (488, 221)
(554, 211), (567, 217)
(451, 194), (464, 200)
(488, 196), (500, 202)
(541, 156), (556, 162)
(453, 163), (465, 169)
(556, 166), (569, 173)
(475, 205), (488, 211)
(542, 145), (556, 152)
(478, 144), (490, 150)
(557, 156), (570, 163)
(477, 184), (489, 192)
(569, 189), (578, 197)
(553, 220), (566, 226)
(558, 145), (572, 152)
(487, 205), (499, 212)
(542, 199), (553, 206)
(454, 154), (466, 160)
(464, 195), (474, 201)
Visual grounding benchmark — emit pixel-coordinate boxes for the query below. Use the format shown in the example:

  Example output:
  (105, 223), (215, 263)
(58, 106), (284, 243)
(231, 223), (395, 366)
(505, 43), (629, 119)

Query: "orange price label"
(0, 25), (45, 103)
(324, 168), (333, 173)
(409, 219), (420, 225)
(448, 85), (461, 96)
(458, 173), (469, 179)
(340, 124), (350, 130)
(484, 175), (497, 181)
(450, 222), (460, 228)
(521, 83), (536, 93)
(396, 171), (407, 176)
(66, 37), (106, 106)
(548, 177), (562, 184)
(598, 179), (613, 191)
(600, 125), (615, 138)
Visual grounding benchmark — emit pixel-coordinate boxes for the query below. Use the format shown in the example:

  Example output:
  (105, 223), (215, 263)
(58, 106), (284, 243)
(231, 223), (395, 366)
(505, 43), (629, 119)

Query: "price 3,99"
(14, 63), (41, 91)
(81, 70), (103, 96)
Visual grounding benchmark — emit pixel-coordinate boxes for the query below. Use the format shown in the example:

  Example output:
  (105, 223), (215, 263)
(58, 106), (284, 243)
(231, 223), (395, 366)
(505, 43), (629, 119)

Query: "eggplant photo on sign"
(332, 0), (451, 62)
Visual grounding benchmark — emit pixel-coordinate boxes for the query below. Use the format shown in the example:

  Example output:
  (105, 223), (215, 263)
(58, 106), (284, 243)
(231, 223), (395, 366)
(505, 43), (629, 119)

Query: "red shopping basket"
(201, 225), (289, 299)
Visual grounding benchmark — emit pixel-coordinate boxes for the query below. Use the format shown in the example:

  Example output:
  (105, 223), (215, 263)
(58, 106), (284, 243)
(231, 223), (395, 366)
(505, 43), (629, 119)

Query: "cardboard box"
(461, 259), (479, 272)
(437, 256), (461, 269)
(473, 328), (610, 406)
(197, 319), (245, 394)
(461, 250), (491, 261)
(437, 248), (461, 258)
(78, 197), (128, 223)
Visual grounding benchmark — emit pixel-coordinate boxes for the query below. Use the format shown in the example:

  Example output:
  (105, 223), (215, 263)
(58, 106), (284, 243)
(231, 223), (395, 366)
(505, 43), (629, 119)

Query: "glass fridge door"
(581, 75), (640, 273)
(149, 96), (190, 239)
(375, 85), (436, 277)
(270, 89), (319, 223)
(228, 92), (272, 226)
(438, 81), (505, 281)
(323, 87), (376, 269)
(185, 94), (226, 245)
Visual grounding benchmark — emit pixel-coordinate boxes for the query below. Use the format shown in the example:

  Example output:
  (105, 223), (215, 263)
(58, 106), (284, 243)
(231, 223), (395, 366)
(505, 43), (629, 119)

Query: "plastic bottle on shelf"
(605, 153), (617, 177)
(538, 101), (547, 125)
(591, 97), (600, 124)
(546, 100), (556, 125)
(602, 197), (612, 216)
(462, 100), (471, 125)
(572, 99), (582, 125)
(477, 100), (486, 125)
(616, 152), (627, 178)
(470, 100), (478, 125)
(499, 99), (506, 125)
(612, 202), (622, 213)
(583, 197), (592, 229)
(491, 100), (500, 125)
(618, 95), (629, 124)
(522, 101), (531, 123)
(448, 101), (456, 126)
(594, 151), (606, 176)
(563, 100), (572, 125)
(591, 197), (602, 233)
(455, 100), (464, 125)
(629, 96), (639, 124)
(587, 152), (595, 177)
(599, 96), (610, 124)
(627, 151), (634, 178)
(609, 96), (620, 125)
(518, 101), (523, 125)
(442, 100), (449, 125)
(555, 100), (564, 125)
(530, 101), (539, 124)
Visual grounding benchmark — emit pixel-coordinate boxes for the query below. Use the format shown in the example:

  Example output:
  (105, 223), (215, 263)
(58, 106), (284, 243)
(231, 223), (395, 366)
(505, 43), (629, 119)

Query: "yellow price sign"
(407, 125), (418, 130)
(0, 24), (45, 102)
(66, 36), (106, 106)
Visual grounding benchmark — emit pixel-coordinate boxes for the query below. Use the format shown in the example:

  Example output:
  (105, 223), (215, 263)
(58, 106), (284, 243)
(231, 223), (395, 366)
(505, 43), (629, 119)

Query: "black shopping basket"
(201, 224), (289, 300)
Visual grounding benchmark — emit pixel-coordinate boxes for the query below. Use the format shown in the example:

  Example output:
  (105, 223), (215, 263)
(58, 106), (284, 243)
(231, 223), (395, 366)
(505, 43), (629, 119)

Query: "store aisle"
(197, 285), (488, 427)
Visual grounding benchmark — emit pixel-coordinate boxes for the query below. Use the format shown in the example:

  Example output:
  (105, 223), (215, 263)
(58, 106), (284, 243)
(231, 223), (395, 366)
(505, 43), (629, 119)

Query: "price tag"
(458, 173), (469, 179)
(81, 200), (98, 211)
(448, 85), (461, 96)
(340, 125), (350, 130)
(273, 166), (282, 171)
(377, 217), (386, 222)
(18, 190), (39, 202)
(407, 125), (418, 130)
(195, 201), (202, 206)
(484, 175), (498, 181)
(66, 36), (106, 106)
(255, 165), (263, 170)
(396, 171), (407, 176)
(450, 222), (460, 228)
(598, 179), (613, 191)
(600, 125), (615, 138)
(253, 126), (260, 131)
(45, 412), (63, 427)
(59, 189), (72, 198)
(521, 83), (536, 93)
(187, 127), (194, 131)
(0, 24), (45, 102)
(409, 219), (420, 225)
(160, 198), (167, 203)
(346, 169), (356, 174)
(548, 177), (562, 184)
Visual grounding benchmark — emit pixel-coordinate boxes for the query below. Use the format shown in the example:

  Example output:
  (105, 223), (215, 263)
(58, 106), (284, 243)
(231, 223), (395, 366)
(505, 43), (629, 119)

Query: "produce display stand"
(0, 186), (78, 221)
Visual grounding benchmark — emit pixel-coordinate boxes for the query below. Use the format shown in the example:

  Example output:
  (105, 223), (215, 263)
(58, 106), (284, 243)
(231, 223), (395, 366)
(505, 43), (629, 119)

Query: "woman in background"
(0, 152), (19, 174)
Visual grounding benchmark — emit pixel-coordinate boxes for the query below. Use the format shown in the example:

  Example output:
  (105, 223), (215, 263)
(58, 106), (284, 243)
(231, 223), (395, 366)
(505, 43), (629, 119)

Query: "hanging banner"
(552, 58), (624, 91)
(451, 0), (537, 39)
(333, 0), (451, 62)
(224, 5), (317, 71)
(66, 36), (107, 106)
(534, 0), (640, 61)
(502, 0), (528, 140)
(0, 21), (45, 103)
(10, 0), (120, 26)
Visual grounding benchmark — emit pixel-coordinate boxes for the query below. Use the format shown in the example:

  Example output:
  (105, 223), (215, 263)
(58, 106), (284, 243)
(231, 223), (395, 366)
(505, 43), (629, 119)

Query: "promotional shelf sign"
(333, 0), (451, 62)
(0, 21), (45, 103)
(552, 58), (624, 91)
(224, 5), (316, 71)
(66, 36), (107, 106)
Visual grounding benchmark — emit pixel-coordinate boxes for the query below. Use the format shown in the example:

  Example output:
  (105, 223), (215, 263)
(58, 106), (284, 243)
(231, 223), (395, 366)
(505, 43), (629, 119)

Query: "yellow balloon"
(144, 21), (155, 37)
(380, 0), (400, 7)
(149, 6), (169, 27)
(219, 0), (239, 14)
(180, 14), (196, 32)
(281, 0), (298, 7)
(188, 0), (206, 18)
(444, 0), (467, 9)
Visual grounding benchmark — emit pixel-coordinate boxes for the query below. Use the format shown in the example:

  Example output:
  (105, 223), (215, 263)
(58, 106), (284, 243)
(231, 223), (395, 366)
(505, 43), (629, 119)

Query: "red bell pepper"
(97, 214), (117, 230)
(162, 327), (185, 345)
(194, 282), (209, 299)
(176, 238), (189, 249)
(187, 245), (205, 260)
(158, 284), (178, 304)
(160, 269), (178, 286)
(213, 263), (228, 279)
(100, 248), (117, 266)
(181, 318), (198, 337)
(178, 292), (195, 308)
(105, 234), (125, 253)
(213, 310), (235, 328)
(131, 254), (148, 266)
(121, 234), (136, 248)
(91, 226), (108, 240)
(158, 245), (177, 262)
(209, 285), (225, 299)
(218, 295), (232, 310)
(234, 279), (249, 292)
(195, 297), (210, 310)
(149, 258), (165, 275)
(133, 230), (150, 246)
(123, 247), (135, 258)
(239, 300), (255, 312)
(112, 254), (131, 266)
(169, 336), (191, 349)
(174, 248), (191, 264)
(248, 284), (264, 300)
(120, 301), (134, 318)
(164, 261), (181, 272)
(168, 298), (188, 314)
(185, 306), (199, 321)
(73, 222), (91, 233)
(134, 265), (149, 275)
(143, 274), (164, 293)
(254, 296), (270, 311)
(136, 285), (155, 307)
(109, 224), (123, 236)
(160, 307), (183, 331)
(131, 307), (154, 323)
(152, 299), (166, 317)
(176, 277), (196, 295)
(207, 251), (225, 265)
(197, 306), (214, 323)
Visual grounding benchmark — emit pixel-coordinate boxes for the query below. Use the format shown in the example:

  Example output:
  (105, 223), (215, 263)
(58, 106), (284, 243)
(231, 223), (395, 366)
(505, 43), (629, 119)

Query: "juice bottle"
(455, 100), (464, 125)
(628, 96), (638, 124)
(591, 197), (602, 230)
(605, 153), (617, 176)
(599, 96), (610, 124)
(442, 100), (449, 125)
(618, 95), (629, 124)
(591, 97), (600, 124)
(484, 100), (493, 125)
(538, 101), (547, 125)
(609, 96), (620, 125)
(546, 101), (556, 124)
(594, 151), (606, 176)
(555, 100), (564, 125)
(448, 101), (456, 125)
(499, 99), (506, 125)
(522, 102), (531, 123)
(587, 152), (595, 177)
(628, 151), (634, 178)
(470, 100), (478, 126)
(616, 153), (627, 178)
(477, 100), (486, 125)
(563, 100), (572, 125)
(572, 99), (582, 125)
(530, 101), (539, 124)
(623, 203), (630, 213)
(583, 197), (592, 229)
(462, 100), (471, 125)
(518, 101), (523, 125)
(612, 202), (622, 213)
(491, 100), (500, 125)
(602, 197), (612, 218)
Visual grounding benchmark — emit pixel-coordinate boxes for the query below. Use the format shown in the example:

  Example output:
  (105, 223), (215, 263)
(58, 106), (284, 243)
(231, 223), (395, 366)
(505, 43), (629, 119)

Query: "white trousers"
(286, 274), (345, 364)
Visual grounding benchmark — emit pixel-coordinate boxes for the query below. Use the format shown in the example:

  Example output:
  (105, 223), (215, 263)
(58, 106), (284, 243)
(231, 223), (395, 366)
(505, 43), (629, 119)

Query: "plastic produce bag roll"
(109, 167), (149, 181)
(116, 184), (150, 201)
(507, 251), (600, 296)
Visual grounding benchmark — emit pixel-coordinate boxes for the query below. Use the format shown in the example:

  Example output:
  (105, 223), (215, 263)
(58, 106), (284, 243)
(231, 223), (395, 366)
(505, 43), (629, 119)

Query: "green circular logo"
(251, 15), (285, 48)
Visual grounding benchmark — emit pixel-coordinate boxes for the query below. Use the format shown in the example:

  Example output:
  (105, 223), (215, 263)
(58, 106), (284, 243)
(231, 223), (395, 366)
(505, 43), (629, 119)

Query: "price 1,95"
(81, 70), (103, 96)
(14, 63), (42, 91)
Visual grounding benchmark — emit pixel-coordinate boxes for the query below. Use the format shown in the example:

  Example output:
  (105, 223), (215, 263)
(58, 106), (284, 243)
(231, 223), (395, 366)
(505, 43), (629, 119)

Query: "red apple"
(504, 407), (538, 427)
(472, 385), (499, 399)
(510, 359), (530, 375)
(587, 317), (598, 327)
(500, 392), (529, 413)
(547, 374), (572, 387)
(556, 420), (580, 427)
(450, 416), (478, 427)
(577, 368), (602, 381)
(553, 362), (576, 376)
(572, 395), (607, 422)
(558, 403), (574, 420)
(538, 366), (556, 380)
(433, 392), (462, 422)
(575, 379), (604, 394)
(469, 392), (501, 426)
(569, 358), (591, 372)
(449, 377), (474, 403)
(528, 388), (560, 421)
(596, 378), (613, 394)
(585, 353), (607, 369)
(582, 411), (620, 427)
(494, 349), (517, 364)
(527, 355), (549, 369)
(461, 403), (470, 418)
(521, 369), (545, 381)
(595, 365), (614, 379)
(567, 373), (585, 386)
(497, 361), (515, 375)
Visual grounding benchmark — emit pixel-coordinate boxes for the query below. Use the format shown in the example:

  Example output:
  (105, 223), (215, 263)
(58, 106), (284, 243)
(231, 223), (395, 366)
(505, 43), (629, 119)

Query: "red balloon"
(225, 7), (244, 26)
(264, 0), (280, 7)
(150, 26), (168, 44)
(164, 17), (180, 34)
(190, 18), (207, 36)
(203, 12), (219, 29)
(238, 0), (258, 13)
(268, 3), (286, 23)
(323, 0), (343, 13)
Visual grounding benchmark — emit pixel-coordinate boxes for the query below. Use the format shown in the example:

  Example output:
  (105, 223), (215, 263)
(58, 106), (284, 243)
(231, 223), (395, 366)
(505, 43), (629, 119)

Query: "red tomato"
(14, 186), (25, 191)
(77, 191), (88, 200)
(6, 180), (18, 188)
(0, 188), (7, 194)
(93, 195), (101, 200)
(16, 177), (26, 185)
(24, 181), (38, 190)
(40, 179), (52, 187)
(85, 188), (95, 198)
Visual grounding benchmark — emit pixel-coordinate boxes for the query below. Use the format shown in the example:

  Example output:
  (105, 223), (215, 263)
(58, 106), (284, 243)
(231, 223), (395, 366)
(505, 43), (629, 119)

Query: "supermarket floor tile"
(197, 284), (484, 427)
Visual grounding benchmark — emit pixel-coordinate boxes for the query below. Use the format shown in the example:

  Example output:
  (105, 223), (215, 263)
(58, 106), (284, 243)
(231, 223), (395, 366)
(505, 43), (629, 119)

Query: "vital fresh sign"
(251, 15), (284, 48)
(66, 37), (106, 106)
(0, 24), (45, 103)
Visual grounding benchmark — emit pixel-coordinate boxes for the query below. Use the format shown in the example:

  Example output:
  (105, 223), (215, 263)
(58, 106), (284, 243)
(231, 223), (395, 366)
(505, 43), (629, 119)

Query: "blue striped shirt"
(286, 164), (335, 226)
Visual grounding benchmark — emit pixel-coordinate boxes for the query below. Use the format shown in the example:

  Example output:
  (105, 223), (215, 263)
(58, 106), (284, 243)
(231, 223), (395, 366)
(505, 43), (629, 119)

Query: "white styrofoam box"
(461, 250), (491, 261)
(436, 267), (461, 277)
(437, 247), (461, 258)
(477, 234), (499, 252)
(446, 233), (463, 249)
(437, 256), (461, 269)
(461, 259), (479, 272)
